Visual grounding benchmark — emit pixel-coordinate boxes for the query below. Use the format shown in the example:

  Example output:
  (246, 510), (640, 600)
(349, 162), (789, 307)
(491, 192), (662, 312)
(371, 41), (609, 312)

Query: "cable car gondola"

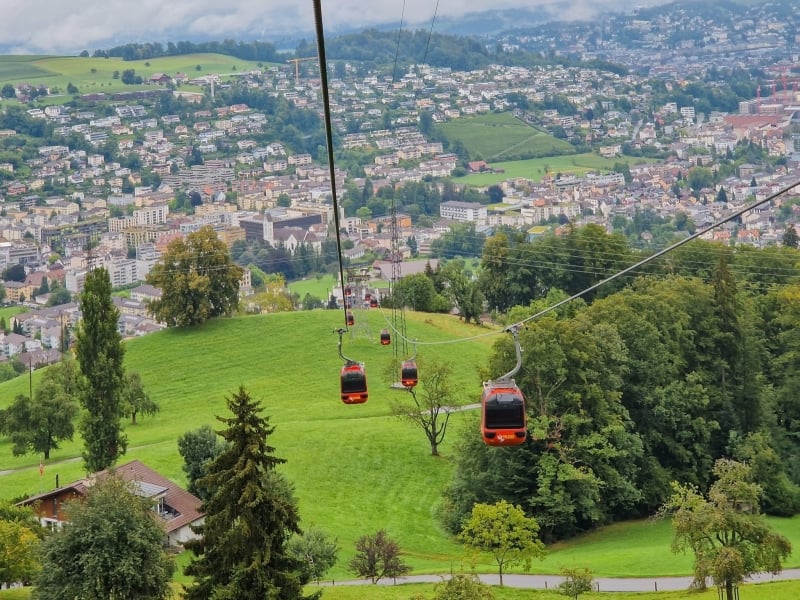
(346, 311), (354, 326)
(400, 341), (418, 388)
(401, 360), (418, 388)
(481, 327), (527, 446)
(481, 381), (526, 446)
(380, 329), (391, 345)
(369, 297), (379, 308)
(340, 361), (368, 404)
(336, 328), (368, 404)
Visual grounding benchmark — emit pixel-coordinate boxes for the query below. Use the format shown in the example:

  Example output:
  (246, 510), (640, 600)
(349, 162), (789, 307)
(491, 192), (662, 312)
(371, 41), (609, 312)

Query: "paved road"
(320, 568), (800, 592)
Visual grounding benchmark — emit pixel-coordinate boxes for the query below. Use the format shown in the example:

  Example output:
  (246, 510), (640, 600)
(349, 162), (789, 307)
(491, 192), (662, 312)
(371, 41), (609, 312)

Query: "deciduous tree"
(388, 272), (439, 312)
(662, 459), (791, 600)
(0, 518), (40, 587)
(183, 386), (313, 600)
(437, 260), (484, 324)
(458, 500), (545, 586)
(177, 424), (228, 501)
(32, 476), (174, 600)
(558, 567), (594, 600)
(146, 226), (243, 327)
(75, 267), (126, 472)
(121, 372), (159, 425)
(349, 529), (410, 584)
(0, 358), (81, 459)
(287, 526), (339, 584)
(391, 359), (457, 456)
(433, 572), (494, 599)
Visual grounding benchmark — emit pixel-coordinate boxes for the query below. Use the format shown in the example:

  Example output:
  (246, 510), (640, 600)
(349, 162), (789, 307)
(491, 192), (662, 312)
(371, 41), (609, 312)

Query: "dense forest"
(434, 225), (800, 542)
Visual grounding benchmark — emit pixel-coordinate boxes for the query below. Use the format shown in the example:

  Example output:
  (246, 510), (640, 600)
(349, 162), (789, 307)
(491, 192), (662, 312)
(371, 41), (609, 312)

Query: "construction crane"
(286, 57), (317, 85)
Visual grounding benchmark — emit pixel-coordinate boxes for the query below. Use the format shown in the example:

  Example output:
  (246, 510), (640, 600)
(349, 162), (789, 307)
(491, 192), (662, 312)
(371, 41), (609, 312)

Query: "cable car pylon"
(336, 328), (368, 404)
(481, 326), (527, 446)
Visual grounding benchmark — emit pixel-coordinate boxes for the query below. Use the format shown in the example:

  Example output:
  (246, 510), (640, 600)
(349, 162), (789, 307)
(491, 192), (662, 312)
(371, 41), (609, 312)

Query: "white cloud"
(0, 0), (636, 54)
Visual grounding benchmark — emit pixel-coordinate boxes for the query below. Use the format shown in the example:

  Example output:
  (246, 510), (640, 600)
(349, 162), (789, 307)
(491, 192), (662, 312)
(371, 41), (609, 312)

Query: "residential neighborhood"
(0, 1), (799, 371)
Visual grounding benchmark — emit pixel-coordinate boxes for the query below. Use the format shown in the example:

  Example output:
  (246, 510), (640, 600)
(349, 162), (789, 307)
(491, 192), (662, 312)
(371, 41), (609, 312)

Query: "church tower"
(263, 211), (274, 244)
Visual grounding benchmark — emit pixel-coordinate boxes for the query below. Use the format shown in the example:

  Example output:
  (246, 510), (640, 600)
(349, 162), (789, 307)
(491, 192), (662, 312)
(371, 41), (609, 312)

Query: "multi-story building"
(439, 200), (487, 222)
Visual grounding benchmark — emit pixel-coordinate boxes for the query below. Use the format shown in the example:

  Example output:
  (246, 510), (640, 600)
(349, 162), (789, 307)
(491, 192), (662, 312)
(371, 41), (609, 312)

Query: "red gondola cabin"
(346, 311), (354, 326)
(480, 380), (526, 446)
(369, 297), (378, 308)
(340, 362), (368, 404)
(401, 360), (418, 388)
(380, 329), (391, 345)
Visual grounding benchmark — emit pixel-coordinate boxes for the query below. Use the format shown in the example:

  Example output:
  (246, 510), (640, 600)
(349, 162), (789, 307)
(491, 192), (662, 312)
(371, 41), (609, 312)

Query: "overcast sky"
(0, 0), (628, 54)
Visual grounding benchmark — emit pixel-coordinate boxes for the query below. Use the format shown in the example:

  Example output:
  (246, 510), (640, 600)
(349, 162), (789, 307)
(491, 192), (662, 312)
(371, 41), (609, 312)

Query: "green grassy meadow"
(0, 310), (496, 576)
(2, 309), (800, 588)
(436, 112), (574, 162)
(288, 274), (340, 300)
(0, 305), (24, 324)
(0, 53), (264, 95)
(459, 153), (654, 186)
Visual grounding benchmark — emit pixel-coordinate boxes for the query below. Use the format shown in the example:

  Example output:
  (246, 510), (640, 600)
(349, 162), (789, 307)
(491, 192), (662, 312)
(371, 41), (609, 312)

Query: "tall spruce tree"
(709, 256), (764, 448)
(183, 386), (314, 600)
(75, 267), (126, 472)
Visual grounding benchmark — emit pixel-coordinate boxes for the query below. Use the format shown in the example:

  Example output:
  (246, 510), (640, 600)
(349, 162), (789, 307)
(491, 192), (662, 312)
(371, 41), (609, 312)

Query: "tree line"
(439, 229), (800, 543)
(91, 30), (629, 80)
(90, 39), (285, 63)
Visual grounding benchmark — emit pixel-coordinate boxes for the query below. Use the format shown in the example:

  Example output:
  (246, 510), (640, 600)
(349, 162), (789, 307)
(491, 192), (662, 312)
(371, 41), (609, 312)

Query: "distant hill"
(0, 0), (660, 58)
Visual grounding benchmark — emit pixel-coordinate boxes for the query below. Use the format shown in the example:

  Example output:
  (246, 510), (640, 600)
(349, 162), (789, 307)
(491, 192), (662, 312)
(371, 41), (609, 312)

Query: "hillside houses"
(0, 22), (799, 333)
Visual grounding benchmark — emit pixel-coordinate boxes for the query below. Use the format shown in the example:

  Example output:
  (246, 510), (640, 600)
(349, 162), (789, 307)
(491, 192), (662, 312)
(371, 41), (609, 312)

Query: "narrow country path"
(0, 440), (173, 477)
(320, 568), (800, 591)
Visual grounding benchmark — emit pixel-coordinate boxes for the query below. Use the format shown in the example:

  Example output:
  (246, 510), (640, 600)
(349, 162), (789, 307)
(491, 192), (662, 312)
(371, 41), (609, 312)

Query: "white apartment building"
(439, 201), (487, 222)
(134, 204), (169, 226)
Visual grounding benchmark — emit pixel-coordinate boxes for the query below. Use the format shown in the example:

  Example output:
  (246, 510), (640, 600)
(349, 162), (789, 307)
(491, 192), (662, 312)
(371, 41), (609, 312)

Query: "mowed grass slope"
(460, 153), (656, 186)
(0, 309), (497, 574)
(436, 112), (574, 161)
(3, 309), (800, 579)
(0, 53), (264, 93)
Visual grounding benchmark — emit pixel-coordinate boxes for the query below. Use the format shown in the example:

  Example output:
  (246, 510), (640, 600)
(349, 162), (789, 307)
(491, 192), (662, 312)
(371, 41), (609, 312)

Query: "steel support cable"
(392, 0), (406, 85)
(514, 179), (800, 329)
(387, 179), (800, 347)
(422, 0), (440, 65)
(312, 0), (349, 330)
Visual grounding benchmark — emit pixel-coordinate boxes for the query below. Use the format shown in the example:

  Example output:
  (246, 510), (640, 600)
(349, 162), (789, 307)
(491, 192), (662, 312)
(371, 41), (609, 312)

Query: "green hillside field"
(0, 53), (264, 95)
(436, 112), (574, 161)
(459, 153), (655, 186)
(1, 309), (799, 583)
(0, 309), (496, 577)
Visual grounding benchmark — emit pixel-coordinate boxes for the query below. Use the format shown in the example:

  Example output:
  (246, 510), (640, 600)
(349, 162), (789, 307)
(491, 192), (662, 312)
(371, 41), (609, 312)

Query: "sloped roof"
(18, 459), (202, 534)
(108, 460), (203, 533)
